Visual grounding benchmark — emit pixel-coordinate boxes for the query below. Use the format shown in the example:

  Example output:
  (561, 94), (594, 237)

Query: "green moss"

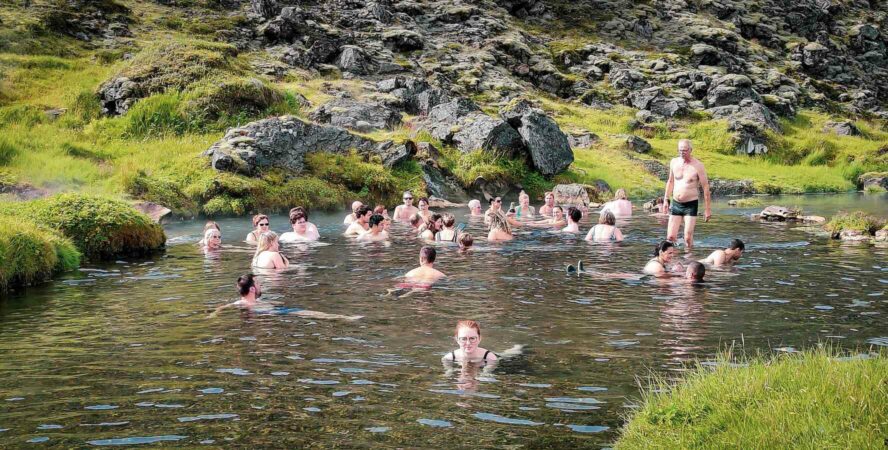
(0, 194), (166, 260)
(617, 348), (888, 449)
(180, 77), (288, 124)
(825, 211), (886, 236)
(305, 151), (424, 206)
(0, 216), (80, 291)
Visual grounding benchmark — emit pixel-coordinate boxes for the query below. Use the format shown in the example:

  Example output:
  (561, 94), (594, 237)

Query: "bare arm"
(697, 161), (712, 221)
(663, 162), (674, 213)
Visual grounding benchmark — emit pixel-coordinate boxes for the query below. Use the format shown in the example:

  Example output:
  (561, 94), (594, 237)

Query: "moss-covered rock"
(824, 211), (886, 240)
(180, 77), (285, 123)
(0, 194), (166, 260)
(0, 216), (80, 291)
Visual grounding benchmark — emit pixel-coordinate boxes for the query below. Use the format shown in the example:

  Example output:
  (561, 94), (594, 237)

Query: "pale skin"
(357, 224), (389, 242)
(526, 207), (566, 229)
(208, 278), (361, 320)
(280, 218), (319, 242)
(404, 257), (446, 284)
(603, 199), (633, 217)
(538, 193), (555, 217)
(417, 200), (433, 221)
(700, 247), (743, 267)
(394, 193), (419, 221)
(344, 201), (363, 225)
(516, 193), (535, 218)
(246, 219), (270, 243)
(663, 140), (711, 249)
(344, 213), (370, 236)
(253, 240), (289, 269)
(584, 224), (624, 242)
(442, 326), (498, 363)
(644, 246), (684, 277)
(203, 230), (222, 250)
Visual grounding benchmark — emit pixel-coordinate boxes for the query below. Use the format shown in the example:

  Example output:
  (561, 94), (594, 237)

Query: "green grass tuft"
(0, 216), (80, 291)
(0, 194), (166, 260)
(617, 347), (888, 449)
(824, 211), (886, 236)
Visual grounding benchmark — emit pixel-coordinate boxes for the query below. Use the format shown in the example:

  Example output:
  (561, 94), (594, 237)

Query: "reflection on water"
(0, 194), (885, 447)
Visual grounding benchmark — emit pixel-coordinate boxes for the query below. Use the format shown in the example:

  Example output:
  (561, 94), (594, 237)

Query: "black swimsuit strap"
(452, 350), (456, 360)
(483, 350), (491, 360)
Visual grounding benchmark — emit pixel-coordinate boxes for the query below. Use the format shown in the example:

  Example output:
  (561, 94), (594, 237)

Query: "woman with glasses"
(280, 208), (319, 242)
(442, 320), (498, 364)
(201, 228), (222, 251)
(417, 197), (434, 222)
(393, 191), (419, 222)
(197, 221), (221, 247)
(483, 197), (503, 226)
(246, 214), (270, 244)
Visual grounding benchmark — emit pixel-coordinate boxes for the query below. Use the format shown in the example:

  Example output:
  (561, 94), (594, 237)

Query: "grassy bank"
(617, 348), (888, 449)
(1, 0), (886, 214)
(0, 216), (80, 291)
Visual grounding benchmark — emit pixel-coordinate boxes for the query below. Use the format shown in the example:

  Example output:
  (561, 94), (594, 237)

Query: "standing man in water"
(393, 191), (419, 222)
(662, 139), (711, 249)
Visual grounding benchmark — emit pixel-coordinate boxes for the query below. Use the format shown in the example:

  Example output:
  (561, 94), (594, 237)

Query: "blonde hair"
(599, 210), (616, 226)
(254, 231), (279, 260)
(614, 188), (627, 200)
(489, 211), (511, 234)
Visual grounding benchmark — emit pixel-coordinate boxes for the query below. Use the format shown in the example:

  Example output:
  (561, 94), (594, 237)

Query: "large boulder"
(377, 76), (450, 115)
(309, 98), (401, 131)
(337, 45), (371, 75)
(374, 140), (416, 168)
(421, 98), (481, 142)
(706, 74), (760, 107)
(627, 87), (688, 118)
(823, 121), (860, 136)
(500, 101), (573, 176)
(204, 116), (376, 175)
(452, 113), (525, 157)
(622, 135), (652, 153)
(382, 29), (424, 51)
(421, 162), (469, 202)
(97, 77), (139, 116)
(552, 184), (593, 210)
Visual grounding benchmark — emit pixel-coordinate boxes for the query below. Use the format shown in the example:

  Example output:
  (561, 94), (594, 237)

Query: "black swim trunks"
(670, 199), (699, 216)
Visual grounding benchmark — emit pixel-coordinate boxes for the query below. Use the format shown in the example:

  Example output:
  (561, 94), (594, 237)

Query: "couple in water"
(344, 205), (390, 242)
(644, 239), (745, 280)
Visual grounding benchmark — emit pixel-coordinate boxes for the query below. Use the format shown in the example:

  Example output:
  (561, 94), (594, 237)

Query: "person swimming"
(373, 204), (392, 230)
(700, 239), (745, 267)
(288, 207), (321, 240)
(403, 246), (446, 284)
(246, 214), (270, 244)
(344, 205), (372, 236)
(393, 191), (419, 222)
(562, 206), (582, 233)
(435, 213), (458, 242)
(208, 274), (361, 320)
(644, 240), (683, 277)
(458, 232), (474, 251)
(515, 190), (535, 219)
(441, 320), (498, 364)
(198, 221), (221, 247)
(487, 211), (513, 241)
(408, 212), (424, 231)
(280, 208), (319, 243)
(538, 191), (555, 217)
(357, 214), (390, 242)
(527, 205), (566, 230)
(585, 210), (624, 242)
(417, 197), (433, 221)
(200, 227), (222, 250)
(467, 199), (483, 217)
(252, 231), (290, 269)
(685, 261), (706, 282)
(343, 201), (363, 225)
(602, 188), (633, 218)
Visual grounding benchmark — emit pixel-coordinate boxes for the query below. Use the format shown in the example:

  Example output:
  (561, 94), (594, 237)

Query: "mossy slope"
(0, 216), (80, 291)
(617, 348), (888, 449)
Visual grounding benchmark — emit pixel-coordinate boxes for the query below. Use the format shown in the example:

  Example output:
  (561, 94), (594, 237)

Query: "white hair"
(468, 199), (481, 209)
(678, 139), (692, 149)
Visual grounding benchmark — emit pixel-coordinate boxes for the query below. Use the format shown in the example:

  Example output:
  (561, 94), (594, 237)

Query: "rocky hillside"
(0, 0), (886, 214)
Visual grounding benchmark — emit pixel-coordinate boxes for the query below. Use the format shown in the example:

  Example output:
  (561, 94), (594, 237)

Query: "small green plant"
(824, 211), (886, 236)
(863, 184), (886, 194)
(0, 216), (80, 291)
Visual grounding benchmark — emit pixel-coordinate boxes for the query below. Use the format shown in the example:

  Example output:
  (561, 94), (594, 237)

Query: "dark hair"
(442, 213), (455, 227)
(289, 209), (306, 224)
(426, 213), (443, 233)
(458, 233), (473, 248)
(728, 238), (745, 251)
(289, 206), (308, 220)
(237, 274), (256, 296)
(356, 205), (373, 218)
(374, 204), (386, 214)
(409, 213), (423, 227)
(369, 214), (384, 227)
(418, 197), (429, 205)
(420, 246), (436, 263)
(654, 240), (675, 257)
(568, 207), (582, 223)
(687, 261), (705, 281)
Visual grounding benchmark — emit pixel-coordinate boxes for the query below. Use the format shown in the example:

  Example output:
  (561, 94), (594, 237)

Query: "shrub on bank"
(0, 194), (166, 260)
(617, 348), (888, 449)
(0, 216), (80, 291)
(824, 211), (886, 236)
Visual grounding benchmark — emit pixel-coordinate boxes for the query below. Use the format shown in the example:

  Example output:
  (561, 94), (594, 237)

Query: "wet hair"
(568, 207), (582, 223)
(599, 210), (616, 226)
(728, 239), (745, 251)
(468, 199), (481, 209)
(442, 213), (455, 228)
(254, 231), (279, 259)
(489, 211), (511, 234)
(252, 214), (269, 227)
(687, 261), (706, 281)
(409, 213), (423, 227)
(614, 188), (628, 200)
(418, 197), (429, 206)
(458, 233), (474, 249)
(204, 221), (221, 232)
(237, 273), (256, 296)
(455, 320), (481, 337)
(368, 214), (384, 227)
(289, 209), (306, 224)
(289, 206), (308, 220)
(420, 246), (436, 263)
(374, 204), (387, 215)
(356, 205), (373, 218)
(654, 240), (675, 257)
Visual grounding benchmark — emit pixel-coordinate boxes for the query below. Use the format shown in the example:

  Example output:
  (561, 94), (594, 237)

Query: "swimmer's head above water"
(654, 240), (676, 262)
(420, 246), (437, 265)
(727, 238), (745, 260)
(458, 233), (474, 250)
(567, 206), (582, 224)
(686, 261), (705, 281)
(468, 199), (482, 215)
(237, 273), (262, 300)
(368, 214), (385, 230)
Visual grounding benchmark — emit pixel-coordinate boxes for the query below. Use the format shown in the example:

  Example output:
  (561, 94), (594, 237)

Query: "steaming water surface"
(0, 194), (885, 448)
